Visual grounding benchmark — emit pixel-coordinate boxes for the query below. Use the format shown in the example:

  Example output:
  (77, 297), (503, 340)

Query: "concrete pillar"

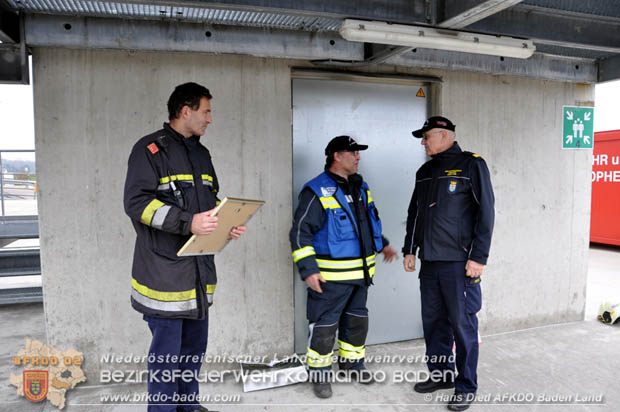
(32, 49), (294, 377)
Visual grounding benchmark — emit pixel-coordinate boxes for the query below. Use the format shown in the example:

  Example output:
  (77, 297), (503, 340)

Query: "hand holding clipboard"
(177, 197), (265, 256)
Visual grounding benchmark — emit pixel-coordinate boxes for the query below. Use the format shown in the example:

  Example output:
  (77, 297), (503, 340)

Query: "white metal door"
(292, 76), (429, 352)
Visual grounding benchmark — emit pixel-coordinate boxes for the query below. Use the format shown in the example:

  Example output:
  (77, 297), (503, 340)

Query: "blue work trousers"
(143, 314), (209, 412)
(307, 282), (369, 373)
(419, 261), (482, 393)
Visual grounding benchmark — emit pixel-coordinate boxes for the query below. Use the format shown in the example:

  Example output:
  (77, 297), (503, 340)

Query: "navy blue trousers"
(307, 282), (369, 372)
(143, 315), (209, 412)
(419, 261), (482, 393)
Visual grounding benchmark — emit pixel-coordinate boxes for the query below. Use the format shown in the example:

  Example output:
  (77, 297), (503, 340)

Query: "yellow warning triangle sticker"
(416, 88), (425, 98)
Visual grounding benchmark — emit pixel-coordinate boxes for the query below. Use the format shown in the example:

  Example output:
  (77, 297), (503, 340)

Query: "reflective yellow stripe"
(320, 266), (376, 281)
(206, 284), (216, 294)
(338, 340), (366, 360)
(140, 199), (165, 225)
(366, 190), (374, 204)
(292, 246), (316, 263)
(317, 254), (376, 281)
(158, 174), (213, 184)
(316, 254), (376, 270)
(132, 278), (196, 302)
(338, 339), (364, 352)
(159, 174), (194, 184)
(307, 347), (333, 368)
(319, 196), (341, 209)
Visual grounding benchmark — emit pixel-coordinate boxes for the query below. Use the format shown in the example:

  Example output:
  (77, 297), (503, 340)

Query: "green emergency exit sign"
(562, 105), (594, 149)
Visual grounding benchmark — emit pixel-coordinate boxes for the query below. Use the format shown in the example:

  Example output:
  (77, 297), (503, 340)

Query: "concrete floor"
(585, 245), (620, 320)
(1, 245), (619, 412)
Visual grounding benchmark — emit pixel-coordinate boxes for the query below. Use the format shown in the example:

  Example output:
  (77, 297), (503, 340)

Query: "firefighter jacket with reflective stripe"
(402, 142), (495, 264)
(124, 123), (220, 319)
(290, 171), (385, 285)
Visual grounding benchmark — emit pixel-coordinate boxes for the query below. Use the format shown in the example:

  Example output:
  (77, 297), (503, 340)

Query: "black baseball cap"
(412, 116), (456, 138)
(324, 135), (368, 155)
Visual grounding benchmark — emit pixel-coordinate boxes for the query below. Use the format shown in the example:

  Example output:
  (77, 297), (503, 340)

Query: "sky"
(0, 83), (35, 159)
(0, 75), (619, 158)
(594, 80), (620, 132)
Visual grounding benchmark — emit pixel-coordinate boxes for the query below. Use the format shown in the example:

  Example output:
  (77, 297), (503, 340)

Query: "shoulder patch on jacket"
(147, 143), (159, 155)
(464, 151), (481, 158)
(320, 187), (337, 197)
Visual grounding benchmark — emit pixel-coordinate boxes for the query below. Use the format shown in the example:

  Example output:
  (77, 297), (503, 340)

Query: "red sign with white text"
(591, 130), (620, 246)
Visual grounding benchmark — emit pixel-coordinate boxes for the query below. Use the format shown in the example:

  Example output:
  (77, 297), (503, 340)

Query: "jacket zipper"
(334, 186), (371, 285)
(427, 165), (439, 260)
(182, 140), (205, 319)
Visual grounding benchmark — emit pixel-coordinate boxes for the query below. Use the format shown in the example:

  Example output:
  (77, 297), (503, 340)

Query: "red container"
(591, 130), (620, 246)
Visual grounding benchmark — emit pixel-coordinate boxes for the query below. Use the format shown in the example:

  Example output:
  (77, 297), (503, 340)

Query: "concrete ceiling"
(1, 0), (620, 83)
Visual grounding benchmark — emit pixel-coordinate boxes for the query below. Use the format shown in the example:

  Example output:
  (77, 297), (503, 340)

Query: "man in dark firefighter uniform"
(290, 135), (397, 399)
(403, 116), (495, 411)
(124, 82), (246, 412)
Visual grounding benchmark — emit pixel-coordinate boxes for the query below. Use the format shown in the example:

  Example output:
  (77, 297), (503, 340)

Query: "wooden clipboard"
(177, 197), (265, 256)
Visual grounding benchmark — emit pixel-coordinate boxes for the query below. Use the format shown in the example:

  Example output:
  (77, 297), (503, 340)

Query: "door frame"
(290, 68), (443, 353)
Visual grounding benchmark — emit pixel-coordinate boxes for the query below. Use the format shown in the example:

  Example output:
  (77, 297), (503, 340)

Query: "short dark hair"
(326, 152), (337, 168)
(167, 82), (213, 120)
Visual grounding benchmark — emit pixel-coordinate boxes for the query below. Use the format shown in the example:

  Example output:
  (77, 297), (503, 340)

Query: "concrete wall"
(32, 49), (294, 376)
(32, 48), (593, 379)
(437, 73), (593, 331)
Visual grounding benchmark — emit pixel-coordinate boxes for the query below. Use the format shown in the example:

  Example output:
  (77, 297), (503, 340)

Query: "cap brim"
(412, 128), (427, 138)
(351, 144), (368, 151)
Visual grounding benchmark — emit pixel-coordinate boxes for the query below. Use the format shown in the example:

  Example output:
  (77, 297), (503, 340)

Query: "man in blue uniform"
(403, 117), (495, 411)
(124, 82), (246, 412)
(290, 135), (397, 399)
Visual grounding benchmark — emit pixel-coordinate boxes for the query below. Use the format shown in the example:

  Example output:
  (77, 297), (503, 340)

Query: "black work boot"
(309, 369), (333, 399)
(447, 391), (476, 411)
(413, 377), (455, 393)
(312, 381), (333, 398)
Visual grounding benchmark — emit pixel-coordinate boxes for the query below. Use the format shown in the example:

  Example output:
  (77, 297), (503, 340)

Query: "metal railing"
(0, 149), (41, 304)
(0, 149), (37, 217)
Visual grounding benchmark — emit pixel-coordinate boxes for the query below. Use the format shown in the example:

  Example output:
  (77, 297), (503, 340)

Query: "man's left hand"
(381, 245), (398, 263)
(465, 260), (485, 277)
(229, 225), (247, 239)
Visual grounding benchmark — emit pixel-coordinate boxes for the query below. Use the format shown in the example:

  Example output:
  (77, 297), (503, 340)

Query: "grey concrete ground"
(2, 244), (619, 411)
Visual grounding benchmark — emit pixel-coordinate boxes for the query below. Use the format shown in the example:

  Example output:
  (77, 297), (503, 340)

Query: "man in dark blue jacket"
(290, 135), (397, 399)
(403, 116), (495, 412)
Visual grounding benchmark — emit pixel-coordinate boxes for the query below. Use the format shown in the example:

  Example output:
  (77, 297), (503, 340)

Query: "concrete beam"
(439, 0), (523, 29)
(467, 4), (620, 55)
(364, 45), (411, 63)
(598, 55), (620, 83)
(389, 48), (597, 83)
(24, 14), (599, 83)
(24, 14), (362, 61)
(342, 1), (526, 72)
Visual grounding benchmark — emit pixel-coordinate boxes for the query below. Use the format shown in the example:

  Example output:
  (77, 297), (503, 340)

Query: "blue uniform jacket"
(290, 170), (388, 284)
(402, 142), (495, 264)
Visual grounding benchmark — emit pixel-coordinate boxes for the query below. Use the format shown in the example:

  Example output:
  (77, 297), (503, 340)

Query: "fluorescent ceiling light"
(340, 19), (535, 59)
